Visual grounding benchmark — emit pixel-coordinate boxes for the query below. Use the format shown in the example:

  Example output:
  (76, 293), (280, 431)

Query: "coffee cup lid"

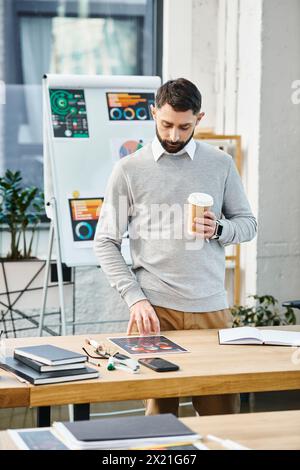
(188, 192), (214, 206)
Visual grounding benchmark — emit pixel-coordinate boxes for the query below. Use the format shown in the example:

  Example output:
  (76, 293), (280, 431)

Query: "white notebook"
(218, 327), (300, 346)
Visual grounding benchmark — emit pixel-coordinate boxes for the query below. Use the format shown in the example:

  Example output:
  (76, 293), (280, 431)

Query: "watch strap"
(211, 220), (223, 239)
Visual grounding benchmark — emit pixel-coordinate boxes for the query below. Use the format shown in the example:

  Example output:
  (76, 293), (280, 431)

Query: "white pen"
(107, 356), (140, 374)
(206, 434), (249, 450)
(13, 374), (30, 385)
(87, 358), (101, 367)
(194, 441), (209, 450)
(85, 338), (100, 350)
(0, 365), (30, 385)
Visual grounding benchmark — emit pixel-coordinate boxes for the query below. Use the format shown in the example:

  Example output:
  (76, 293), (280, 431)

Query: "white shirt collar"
(151, 136), (196, 162)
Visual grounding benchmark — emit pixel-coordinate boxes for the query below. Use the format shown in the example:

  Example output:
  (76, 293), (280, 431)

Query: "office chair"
(282, 300), (300, 310)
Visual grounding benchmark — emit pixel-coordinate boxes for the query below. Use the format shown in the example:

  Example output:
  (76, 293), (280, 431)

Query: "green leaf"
(230, 294), (296, 327)
(0, 169), (44, 259)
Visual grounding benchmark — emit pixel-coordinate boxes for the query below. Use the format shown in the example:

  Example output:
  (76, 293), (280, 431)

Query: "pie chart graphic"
(75, 221), (94, 240)
(119, 140), (144, 158)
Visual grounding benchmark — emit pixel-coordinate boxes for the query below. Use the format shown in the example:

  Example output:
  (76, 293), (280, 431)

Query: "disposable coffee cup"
(187, 192), (214, 236)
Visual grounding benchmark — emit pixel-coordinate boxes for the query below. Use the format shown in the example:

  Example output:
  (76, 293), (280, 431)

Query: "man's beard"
(156, 126), (195, 154)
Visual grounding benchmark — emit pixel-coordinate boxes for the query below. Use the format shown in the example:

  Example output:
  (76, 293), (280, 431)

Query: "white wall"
(0, 0), (3, 80)
(163, 0), (218, 130)
(163, 0), (193, 82)
(0, 0), (4, 174)
(216, 0), (300, 311)
(235, 0), (262, 304)
(191, 0), (218, 130)
(215, 0), (261, 305)
(257, 0), (300, 307)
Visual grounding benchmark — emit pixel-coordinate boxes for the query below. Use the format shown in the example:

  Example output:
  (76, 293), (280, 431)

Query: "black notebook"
(14, 352), (86, 373)
(13, 344), (87, 366)
(0, 357), (99, 385)
(53, 414), (199, 450)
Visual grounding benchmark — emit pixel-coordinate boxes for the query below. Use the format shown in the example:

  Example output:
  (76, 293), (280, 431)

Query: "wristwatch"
(211, 220), (223, 240)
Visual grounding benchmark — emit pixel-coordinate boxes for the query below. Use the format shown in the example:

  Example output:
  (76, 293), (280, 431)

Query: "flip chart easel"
(39, 74), (160, 335)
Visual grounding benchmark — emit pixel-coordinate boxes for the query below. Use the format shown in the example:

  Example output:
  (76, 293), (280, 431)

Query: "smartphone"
(138, 357), (179, 372)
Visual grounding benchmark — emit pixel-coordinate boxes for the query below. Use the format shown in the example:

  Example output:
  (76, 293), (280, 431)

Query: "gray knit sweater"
(94, 140), (257, 312)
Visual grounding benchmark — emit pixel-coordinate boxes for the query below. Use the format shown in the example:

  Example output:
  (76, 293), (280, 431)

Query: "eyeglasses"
(82, 346), (111, 360)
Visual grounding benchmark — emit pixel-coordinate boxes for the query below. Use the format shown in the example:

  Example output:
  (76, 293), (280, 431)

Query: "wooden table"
(183, 409), (300, 450)
(1, 326), (300, 426)
(0, 369), (29, 408)
(1, 410), (300, 450)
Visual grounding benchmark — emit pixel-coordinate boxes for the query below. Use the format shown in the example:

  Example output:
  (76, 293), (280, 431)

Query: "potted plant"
(0, 170), (47, 336)
(230, 295), (296, 407)
(231, 294), (296, 328)
(0, 169), (44, 260)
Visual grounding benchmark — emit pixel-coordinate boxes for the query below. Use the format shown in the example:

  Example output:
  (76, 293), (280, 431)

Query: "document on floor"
(107, 335), (188, 355)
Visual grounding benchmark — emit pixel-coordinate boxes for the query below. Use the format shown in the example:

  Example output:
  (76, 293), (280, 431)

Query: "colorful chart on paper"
(110, 137), (149, 162)
(68, 198), (103, 242)
(49, 89), (89, 138)
(108, 335), (188, 355)
(119, 139), (144, 157)
(106, 92), (155, 121)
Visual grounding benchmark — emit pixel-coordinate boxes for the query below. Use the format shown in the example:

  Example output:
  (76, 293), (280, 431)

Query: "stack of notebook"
(0, 344), (99, 384)
(52, 414), (200, 450)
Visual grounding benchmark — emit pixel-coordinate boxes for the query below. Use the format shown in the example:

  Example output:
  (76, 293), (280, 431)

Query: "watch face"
(217, 223), (223, 236)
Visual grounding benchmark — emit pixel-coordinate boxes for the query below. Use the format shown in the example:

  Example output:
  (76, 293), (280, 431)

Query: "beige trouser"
(145, 305), (240, 417)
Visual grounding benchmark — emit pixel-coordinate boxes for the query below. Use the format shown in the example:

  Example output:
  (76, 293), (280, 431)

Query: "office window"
(1, 0), (162, 189)
(50, 17), (139, 76)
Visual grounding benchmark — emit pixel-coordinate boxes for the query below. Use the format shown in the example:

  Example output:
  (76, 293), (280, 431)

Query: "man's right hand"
(127, 300), (160, 336)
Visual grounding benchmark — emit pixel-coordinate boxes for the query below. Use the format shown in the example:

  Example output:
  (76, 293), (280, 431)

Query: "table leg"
(37, 406), (51, 427)
(73, 403), (90, 421)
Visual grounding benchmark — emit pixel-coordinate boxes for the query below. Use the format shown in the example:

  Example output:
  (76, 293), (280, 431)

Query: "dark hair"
(155, 78), (202, 114)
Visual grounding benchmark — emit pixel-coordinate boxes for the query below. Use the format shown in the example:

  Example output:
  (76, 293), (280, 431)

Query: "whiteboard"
(43, 74), (161, 267)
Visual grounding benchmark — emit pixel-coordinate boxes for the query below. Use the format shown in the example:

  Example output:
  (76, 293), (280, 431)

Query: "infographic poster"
(110, 137), (150, 162)
(68, 198), (103, 242)
(50, 89), (89, 138)
(106, 92), (155, 121)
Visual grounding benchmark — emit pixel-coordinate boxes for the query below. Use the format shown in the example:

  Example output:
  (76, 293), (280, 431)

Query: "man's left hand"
(193, 211), (217, 239)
